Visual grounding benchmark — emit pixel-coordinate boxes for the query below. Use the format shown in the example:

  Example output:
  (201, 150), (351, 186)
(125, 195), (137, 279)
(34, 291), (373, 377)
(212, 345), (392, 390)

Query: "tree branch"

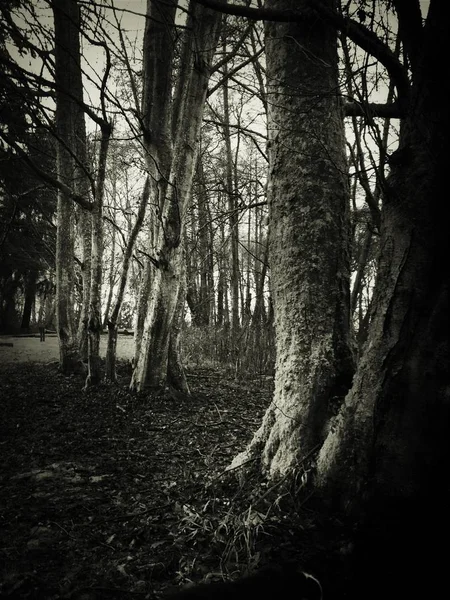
(344, 101), (402, 119)
(193, 0), (410, 111)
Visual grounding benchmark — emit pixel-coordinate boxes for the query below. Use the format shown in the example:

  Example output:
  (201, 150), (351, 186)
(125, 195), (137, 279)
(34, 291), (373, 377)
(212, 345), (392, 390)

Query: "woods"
(1, 0), (448, 598)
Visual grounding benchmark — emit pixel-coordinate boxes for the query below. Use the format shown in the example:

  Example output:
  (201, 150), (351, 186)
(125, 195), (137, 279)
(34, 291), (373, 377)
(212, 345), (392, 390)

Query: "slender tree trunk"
(77, 209), (91, 360)
(85, 124), (111, 388)
(222, 58), (240, 338)
(73, 114), (92, 361)
(197, 159), (212, 325)
(131, 2), (223, 392)
(105, 177), (149, 382)
(102, 228), (116, 331)
(251, 235), (269, 328)
(53, 0), (81, 373)
(20, 270), (37, 330)
(102, 167), (118, 330)
(231, 0), (354, 478)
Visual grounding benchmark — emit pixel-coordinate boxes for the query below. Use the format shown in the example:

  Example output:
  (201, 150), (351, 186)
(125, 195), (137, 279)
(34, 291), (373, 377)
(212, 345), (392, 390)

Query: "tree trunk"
(73, 72), (92, 361)
(102, 218), (116, 330)
(168, 254), (190, 394)
(20, 269), (37, 331)
(231, 0), (354, 478)
(222, 42), (240, 339)
(77, 209), (91, 360)
(316, 0), (448, 517)
(53, 0), (81, 373)
(131, 1), (223, 392)
(197, 158), (213, 326)
(251, 234), (269, 329)
(85, 124), (111, 388)
(131, 0), (177, 382)
(105, 177), (149, 382)
(315, 3), (449, 594)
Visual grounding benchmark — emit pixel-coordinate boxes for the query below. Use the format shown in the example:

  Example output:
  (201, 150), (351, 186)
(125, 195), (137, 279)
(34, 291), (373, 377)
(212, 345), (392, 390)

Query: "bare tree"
(131, 0), (224, 393)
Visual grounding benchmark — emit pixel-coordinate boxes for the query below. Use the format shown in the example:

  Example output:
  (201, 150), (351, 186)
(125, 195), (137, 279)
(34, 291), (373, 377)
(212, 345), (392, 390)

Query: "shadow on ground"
(1, 361), (290, 599)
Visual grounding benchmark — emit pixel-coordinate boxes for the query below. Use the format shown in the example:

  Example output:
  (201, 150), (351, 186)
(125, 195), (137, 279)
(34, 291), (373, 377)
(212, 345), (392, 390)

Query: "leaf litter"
(0, 361), (278, 599)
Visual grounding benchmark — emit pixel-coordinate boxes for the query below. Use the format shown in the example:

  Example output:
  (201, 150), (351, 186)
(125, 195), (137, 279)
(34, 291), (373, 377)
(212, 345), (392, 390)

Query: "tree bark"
(85, 123), (111, 388)
(131, 1), (223, 392)
(53, 0), (81, 373)
(314, 4), (449, 594)
(316, 0), (449, 514)
(131, 0), (177, 383)
(231, 0), (354, 478)
(168, 254), (190, 394)
(105, 177), (149, 382)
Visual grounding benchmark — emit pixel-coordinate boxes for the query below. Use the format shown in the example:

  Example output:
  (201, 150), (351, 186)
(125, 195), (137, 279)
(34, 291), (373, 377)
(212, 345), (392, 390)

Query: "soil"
(3, 340), (341, 600)
(4, 339), (435, 599)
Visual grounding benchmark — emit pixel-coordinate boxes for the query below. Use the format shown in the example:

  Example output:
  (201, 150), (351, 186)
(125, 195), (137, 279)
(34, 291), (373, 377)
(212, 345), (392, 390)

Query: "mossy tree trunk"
(231, 0), (354, 477)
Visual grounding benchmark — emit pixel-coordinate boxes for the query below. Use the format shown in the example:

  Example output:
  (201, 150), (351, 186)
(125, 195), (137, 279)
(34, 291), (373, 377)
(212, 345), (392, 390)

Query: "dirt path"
(0, 334), (134, 364)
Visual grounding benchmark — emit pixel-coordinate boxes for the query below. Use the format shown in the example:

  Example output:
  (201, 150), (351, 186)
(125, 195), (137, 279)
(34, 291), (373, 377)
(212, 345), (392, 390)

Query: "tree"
(0, 5), (57, 334)
(105, 176), (149, 382)
(315, 3), (449, 591)
(202, 0), (450, 597)
(52, 0), (86, 372)
(52, 0), (111, 381)
(130, 0), (224, 392)
(228, 0), (354, 476)
(195, 0), (448, 593)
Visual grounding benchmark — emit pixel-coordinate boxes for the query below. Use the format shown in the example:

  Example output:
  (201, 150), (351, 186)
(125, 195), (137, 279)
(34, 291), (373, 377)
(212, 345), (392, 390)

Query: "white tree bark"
(105, 177), (150, 381)
(131, 1), (224, 391)
(85, 124), (111, 387)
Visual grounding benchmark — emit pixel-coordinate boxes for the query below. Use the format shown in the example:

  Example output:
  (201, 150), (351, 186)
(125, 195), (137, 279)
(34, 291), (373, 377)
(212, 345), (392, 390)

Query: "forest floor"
(0, 337), (351, 600)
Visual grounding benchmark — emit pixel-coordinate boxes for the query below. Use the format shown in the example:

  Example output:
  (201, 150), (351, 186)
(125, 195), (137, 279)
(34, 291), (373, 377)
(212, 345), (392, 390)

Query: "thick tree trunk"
(131, 0), (177, 383)
(316, 0), (449, 516)
(316, 4), (449, 595)
(231, 0), (354, 478)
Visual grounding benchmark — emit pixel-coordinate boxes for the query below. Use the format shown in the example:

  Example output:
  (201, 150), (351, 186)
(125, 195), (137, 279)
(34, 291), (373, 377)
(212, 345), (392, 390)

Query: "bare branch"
(193, 0), (410, 110)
